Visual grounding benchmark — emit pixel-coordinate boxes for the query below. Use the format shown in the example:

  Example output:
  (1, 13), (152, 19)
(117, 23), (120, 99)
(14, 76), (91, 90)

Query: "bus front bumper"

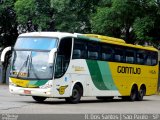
(9, 85), (53, 97)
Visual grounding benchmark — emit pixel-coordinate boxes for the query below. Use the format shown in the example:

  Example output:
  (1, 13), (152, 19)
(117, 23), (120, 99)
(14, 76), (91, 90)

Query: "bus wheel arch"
(137, 84), (146, 101)
(65, 82), (83, 104)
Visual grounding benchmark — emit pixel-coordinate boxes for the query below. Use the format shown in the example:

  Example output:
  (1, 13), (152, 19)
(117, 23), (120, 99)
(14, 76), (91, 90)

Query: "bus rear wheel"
(65, 85), (82, 104)
(32, 96), (47, 102)
(137, 86), (146, 101)
(122, 85), (138, 101)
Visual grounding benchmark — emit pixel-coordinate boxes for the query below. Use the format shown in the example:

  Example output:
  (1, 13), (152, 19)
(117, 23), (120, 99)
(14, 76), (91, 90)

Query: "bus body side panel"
(85, 60), (121, 96)
(85, 60), (158, 97)
(55, 59), (121, 97)
(109, 62), (158, 96)
(50, 59), (88, 97)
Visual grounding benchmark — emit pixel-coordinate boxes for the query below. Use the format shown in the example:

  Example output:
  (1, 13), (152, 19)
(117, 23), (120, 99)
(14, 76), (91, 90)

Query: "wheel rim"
(72, 89), (79, 99)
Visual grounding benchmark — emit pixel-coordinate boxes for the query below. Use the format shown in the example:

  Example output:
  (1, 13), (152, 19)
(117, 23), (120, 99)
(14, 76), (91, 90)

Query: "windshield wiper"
(27, 52), (41, 80)
(16, 55), (29, 78)
(27, 52), (32, 77)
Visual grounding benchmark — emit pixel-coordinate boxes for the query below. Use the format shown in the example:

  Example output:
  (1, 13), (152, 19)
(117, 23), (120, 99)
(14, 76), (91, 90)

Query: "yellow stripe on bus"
(10, 78), (30, 87)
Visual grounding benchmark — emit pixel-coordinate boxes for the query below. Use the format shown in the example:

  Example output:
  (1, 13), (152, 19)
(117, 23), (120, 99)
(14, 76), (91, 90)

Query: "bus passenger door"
(54, 37), (72, 96)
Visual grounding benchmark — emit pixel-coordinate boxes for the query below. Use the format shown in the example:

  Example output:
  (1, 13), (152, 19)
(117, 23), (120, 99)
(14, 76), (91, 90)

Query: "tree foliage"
(91, 0), (160, 46)
(132, 0), (160, 45)
(51, 0), (100, 33)
(0, 0), (18, 47)
(15, 0), (54, 31)
(0, 0), (160, 47)
(92, 0), (140, 43)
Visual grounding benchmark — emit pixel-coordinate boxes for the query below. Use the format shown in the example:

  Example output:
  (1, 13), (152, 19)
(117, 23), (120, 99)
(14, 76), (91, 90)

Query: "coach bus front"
(8, 35), (58, 98)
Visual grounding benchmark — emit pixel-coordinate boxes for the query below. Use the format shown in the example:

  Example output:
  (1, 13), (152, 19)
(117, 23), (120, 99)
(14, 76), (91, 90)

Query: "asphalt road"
(0, 85), (160, 115)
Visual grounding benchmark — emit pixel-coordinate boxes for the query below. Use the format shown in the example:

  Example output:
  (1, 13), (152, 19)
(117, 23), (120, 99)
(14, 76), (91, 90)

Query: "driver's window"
(54, 37), (72, 78)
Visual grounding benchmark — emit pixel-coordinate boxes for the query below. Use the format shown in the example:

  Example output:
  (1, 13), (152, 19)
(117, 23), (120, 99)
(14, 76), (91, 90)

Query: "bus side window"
(114, 47), (124, 62)
(73, 49), (81, 59)
(88, 51), (98, 59)
(125, 49), (135, 64)
(101, 45), (113, 61)
(72, 39), (86, 59)
(87, 42), (100, 60)
(144, 51), (152, 65)
(136, 51), (145, 65)
(151, 52), (158, 66)
(55, 37), (72, 78)
(55, 55), (64, 77)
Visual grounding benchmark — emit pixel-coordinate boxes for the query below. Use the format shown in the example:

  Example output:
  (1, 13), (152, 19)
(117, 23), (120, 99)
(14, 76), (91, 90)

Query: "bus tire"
(65, 85), (82, 104)
(96, 96), (114, 100)
(137, 86), (146, 101)
(32, 96), (47, 102)
(129, 85), (138, 101)
(122, 85), (138, 101)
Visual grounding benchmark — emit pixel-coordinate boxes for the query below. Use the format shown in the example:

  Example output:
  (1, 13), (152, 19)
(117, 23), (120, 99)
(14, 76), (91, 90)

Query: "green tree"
(15, 0), (54, 31)
(15, 0), (99, 33)
(11, 0), (160, 46)
(51, 0), (100, 33)
(133, 0), (160, 46)
(0, 0), (18, 83)
(91, 0), (160, 46)
(133, 16), (154, 44)
(91, 7), (122, 38)
(0, 0), (18, 47)
(91, 0), (141, 43)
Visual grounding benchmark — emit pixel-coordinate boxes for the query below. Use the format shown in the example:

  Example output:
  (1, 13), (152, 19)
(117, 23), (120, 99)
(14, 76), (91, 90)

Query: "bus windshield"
(10, 37), (58, 80)
(14, 37), (57, 50)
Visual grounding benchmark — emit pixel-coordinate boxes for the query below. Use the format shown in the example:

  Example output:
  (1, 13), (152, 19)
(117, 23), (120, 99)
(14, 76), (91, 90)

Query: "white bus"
(1, 32), (158, 103)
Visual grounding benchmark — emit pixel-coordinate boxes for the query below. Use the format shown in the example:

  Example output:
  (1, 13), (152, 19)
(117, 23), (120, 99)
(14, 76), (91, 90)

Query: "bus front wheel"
(32, 96), (47, 102)
(65, 85), (82, 104)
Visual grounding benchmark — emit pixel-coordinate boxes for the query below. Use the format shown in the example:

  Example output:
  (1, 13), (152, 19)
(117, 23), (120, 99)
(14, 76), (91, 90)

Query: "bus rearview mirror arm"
(48, 48), (57, 64)
(1, 46), (12, 62)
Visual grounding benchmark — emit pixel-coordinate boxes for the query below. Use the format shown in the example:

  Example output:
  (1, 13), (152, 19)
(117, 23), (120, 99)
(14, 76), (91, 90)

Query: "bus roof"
(19, 32), (77, 39)
(85, 34), (125, 44)
(19, 32), (158, 52)
(84, 34), (158, 52)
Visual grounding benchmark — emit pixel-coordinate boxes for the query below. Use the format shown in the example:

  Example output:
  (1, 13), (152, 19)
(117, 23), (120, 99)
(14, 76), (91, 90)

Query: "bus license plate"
(24, 90), (31, 94)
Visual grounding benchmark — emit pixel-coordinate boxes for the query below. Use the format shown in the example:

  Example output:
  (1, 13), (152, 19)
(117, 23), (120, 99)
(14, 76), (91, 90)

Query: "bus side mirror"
(1, 46), (12, 63)
(48, 48), (57, 64)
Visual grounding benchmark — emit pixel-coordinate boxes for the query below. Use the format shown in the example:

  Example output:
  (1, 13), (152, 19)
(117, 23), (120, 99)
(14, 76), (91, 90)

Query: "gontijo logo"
(117, 66), (141, 74)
